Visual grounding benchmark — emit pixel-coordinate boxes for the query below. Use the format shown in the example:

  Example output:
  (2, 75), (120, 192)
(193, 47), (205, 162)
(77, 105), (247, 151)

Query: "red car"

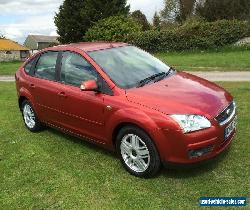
(15, 42), (237, 177)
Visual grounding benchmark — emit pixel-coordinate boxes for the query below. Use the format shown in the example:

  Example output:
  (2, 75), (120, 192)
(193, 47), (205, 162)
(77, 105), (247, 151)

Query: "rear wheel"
(116, 126), (161, 178)
(21, 100), (43, 132)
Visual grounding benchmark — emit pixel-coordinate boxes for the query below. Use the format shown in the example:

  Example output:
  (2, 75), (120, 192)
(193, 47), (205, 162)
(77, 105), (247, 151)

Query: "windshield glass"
(88, 46), (170, 89)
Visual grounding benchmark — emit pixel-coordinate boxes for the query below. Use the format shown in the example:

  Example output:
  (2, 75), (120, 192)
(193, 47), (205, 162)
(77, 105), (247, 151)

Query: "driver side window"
(61, 52), (98, 86)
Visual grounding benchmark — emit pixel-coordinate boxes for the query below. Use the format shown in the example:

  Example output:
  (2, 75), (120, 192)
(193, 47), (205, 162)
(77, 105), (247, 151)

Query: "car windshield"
(88, 46), (170, 89)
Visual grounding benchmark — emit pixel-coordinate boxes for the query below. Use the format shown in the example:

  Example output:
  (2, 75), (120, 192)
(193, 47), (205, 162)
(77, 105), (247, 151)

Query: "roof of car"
(50, 42), (129, 52)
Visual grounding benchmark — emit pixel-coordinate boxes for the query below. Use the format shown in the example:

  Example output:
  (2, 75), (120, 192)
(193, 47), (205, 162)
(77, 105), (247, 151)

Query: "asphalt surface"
(189, 71), (250, 82)
(0, 76), (15, 82)
(0, 71), (250, 82)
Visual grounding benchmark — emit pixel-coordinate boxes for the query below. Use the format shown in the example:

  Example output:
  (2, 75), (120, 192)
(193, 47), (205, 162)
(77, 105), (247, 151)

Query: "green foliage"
(160, 0), (179, 22)
(196, 0), (250, 21)
(80, 0), (130, 35)
(85, 16), (142, 42)
(130, 10), (150, 31)
(129, 20), (250, 52)
(160, 0), (196, 22)
(178, 0), (196, 21)
(55, 0), (130, 43)
(152, 12), (161, 30)
(54, 0), (87, 43)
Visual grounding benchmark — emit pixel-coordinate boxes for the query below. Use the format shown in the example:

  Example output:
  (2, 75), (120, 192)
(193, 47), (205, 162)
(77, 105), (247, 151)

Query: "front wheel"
(116, 126), (161, 178)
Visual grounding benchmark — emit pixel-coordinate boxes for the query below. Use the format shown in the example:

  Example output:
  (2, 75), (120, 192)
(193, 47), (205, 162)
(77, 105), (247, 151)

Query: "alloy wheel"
(23, 104), (36, 129)
(120, 134), (150, 173)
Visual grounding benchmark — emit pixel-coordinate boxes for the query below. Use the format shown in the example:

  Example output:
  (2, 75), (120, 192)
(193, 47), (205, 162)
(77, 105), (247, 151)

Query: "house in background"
(0, 38), (29, 62)
(24, 35), (59, 53)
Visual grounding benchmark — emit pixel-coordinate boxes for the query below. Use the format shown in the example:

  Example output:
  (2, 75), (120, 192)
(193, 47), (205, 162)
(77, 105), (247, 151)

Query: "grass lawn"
(0, 61), (22, 76)
(0, 82), (249, 209)
(155, 48), (250, 71)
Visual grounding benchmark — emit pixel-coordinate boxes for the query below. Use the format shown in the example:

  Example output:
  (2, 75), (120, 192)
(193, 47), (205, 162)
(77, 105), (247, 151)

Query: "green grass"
(0, 82), (250, 209)
(155, 49), (250, 71)
(0, 61), (22, 76)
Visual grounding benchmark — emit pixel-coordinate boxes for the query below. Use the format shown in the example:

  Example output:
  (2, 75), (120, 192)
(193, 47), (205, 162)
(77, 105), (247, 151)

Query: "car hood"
(126, 72), (232, 118)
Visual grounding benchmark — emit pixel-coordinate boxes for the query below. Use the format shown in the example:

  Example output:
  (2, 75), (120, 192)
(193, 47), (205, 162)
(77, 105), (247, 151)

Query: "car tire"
(21, 100), (43, 132)
(116, 126), (161, 178)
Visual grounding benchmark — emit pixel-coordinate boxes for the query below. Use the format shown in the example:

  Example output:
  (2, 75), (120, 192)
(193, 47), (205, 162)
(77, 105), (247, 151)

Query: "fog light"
(188, 145), (213, 159)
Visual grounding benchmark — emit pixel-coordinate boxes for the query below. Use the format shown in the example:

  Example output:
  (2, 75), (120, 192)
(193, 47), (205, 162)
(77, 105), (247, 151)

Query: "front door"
(55, 51), (106, 142)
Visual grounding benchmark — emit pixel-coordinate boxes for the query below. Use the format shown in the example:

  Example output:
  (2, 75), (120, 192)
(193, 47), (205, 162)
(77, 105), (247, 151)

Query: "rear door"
(28, 51), (64, 124)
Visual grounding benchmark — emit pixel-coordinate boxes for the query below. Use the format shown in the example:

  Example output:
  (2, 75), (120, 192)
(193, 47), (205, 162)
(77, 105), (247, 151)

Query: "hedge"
(85, 16), (142, 42)
(128, 20), (250, 52)
(85, 16), (250, 52)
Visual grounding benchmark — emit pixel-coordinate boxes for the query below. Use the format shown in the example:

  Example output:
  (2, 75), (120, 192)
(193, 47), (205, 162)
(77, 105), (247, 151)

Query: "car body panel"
(126, 71), (233, 119)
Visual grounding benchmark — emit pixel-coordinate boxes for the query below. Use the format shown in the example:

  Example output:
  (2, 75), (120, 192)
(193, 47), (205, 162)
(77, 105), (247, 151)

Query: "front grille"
(215, 101), (236, 126)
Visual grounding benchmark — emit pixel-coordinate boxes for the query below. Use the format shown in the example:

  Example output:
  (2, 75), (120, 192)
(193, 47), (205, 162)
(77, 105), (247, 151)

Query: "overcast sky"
(0, 0), (164, 44)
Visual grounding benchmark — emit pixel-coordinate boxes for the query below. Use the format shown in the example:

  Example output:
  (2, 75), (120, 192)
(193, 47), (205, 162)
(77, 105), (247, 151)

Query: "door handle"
(30, 84), (35, 89)
(58, 91), (67, 98)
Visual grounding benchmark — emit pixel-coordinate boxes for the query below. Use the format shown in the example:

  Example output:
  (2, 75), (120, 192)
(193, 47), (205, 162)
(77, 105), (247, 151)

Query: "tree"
(54, 0), (87, 43)
(130, 10), (150, 31)
(178, 0), (196, 21)
(55, 0), (130, 43)
(153, 12), (161, 30)
(196, 0), (250, 21)
(160, 0), (196, 22)
(80, 0), (130, 33)
(160, 0), (180, 22)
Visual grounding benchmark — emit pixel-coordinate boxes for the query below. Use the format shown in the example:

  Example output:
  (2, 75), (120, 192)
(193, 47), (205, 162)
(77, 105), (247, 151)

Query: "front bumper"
(152, 115), (237, 165)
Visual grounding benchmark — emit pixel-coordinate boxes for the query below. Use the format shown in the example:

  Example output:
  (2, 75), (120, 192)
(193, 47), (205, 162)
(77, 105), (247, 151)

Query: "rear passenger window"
(61, 52), (98, 86)
(35, 52), (58, 81)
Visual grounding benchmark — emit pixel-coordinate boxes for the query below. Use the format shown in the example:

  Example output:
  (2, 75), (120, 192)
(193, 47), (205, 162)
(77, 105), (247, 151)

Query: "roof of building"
(28, 35), (59, 43)
(0, 39), (29, 51)
(51, 42), (128, 52)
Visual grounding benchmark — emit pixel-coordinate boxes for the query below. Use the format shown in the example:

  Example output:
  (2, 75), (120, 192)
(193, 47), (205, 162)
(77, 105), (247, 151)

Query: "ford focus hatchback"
(15, 42), (237, 177)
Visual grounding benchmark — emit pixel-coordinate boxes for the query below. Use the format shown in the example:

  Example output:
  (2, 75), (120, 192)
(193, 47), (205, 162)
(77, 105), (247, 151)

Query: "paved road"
(0, 76), (15, 82)
(0, 71), (250, 82)
(189, 71), (250, 82)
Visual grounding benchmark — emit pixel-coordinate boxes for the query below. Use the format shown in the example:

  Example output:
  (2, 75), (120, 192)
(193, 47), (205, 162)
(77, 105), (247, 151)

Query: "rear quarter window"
(24, 59), (34, 74)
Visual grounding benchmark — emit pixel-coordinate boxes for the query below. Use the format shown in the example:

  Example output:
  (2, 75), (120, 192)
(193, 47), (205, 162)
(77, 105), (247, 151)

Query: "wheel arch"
(107, 108), (161, 146)
(18, 87), (36, 112)
(111, 121), (161, 152)
(112, 122), (141, 147)
(18, 96), (28, 110)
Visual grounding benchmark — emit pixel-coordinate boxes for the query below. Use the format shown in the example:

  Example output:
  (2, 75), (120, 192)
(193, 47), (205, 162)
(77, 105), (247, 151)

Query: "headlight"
(170, 114), (211, 133)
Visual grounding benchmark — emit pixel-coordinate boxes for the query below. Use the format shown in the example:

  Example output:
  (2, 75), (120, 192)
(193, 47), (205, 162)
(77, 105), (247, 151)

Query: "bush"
(85, 16), (142, 42)
(129, 20), (250, 52)
(85, 18), (250, 52)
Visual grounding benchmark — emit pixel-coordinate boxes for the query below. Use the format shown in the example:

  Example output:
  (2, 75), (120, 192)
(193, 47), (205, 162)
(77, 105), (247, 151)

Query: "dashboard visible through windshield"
(88, 46), (171, 89)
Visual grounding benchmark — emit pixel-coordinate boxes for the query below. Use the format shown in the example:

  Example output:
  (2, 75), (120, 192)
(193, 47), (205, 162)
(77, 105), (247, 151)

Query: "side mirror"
(80, 80), (98, 91)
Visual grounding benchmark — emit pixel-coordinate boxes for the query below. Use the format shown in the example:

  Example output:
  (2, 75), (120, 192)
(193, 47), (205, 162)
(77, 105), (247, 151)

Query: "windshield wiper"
(153, 67), (175, 83)
(137, 72), (168, 87)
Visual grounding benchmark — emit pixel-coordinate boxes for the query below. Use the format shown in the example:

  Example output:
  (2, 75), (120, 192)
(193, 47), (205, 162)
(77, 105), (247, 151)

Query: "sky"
(0, 0), (164, 44)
